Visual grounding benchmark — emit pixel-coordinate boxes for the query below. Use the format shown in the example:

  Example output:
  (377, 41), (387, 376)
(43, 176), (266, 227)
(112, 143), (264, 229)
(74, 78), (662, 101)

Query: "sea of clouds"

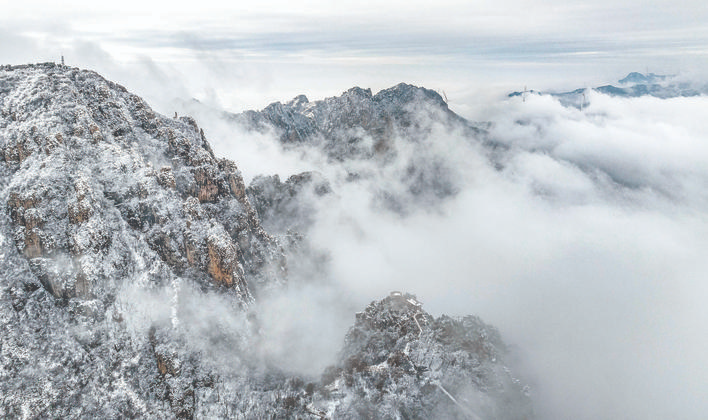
(181, 86), (708, 420)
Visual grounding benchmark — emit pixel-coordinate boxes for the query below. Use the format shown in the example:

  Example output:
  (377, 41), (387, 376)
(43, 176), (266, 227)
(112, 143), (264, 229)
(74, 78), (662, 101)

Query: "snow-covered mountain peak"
(1, 62), (283, 303)
(0, 64), (531, 418)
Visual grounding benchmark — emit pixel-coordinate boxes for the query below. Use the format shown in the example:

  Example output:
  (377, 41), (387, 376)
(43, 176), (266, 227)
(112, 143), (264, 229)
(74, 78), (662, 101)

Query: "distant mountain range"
(228, 83), (482, 161)
(510, 72), (708, 106)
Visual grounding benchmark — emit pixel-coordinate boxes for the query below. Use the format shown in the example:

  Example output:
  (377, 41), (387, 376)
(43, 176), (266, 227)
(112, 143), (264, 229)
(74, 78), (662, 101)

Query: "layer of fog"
(177, 88), (708, 419)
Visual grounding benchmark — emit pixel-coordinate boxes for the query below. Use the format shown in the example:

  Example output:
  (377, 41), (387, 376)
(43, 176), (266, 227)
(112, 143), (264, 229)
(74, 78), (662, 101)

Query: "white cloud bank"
(201, 90), (708, 419)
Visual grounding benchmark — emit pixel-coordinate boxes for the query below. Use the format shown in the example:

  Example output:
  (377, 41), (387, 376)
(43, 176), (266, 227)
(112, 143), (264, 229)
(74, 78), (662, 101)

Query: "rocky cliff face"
(0, 62), (283, 302)
(0, 63), (285, 417)
(314, 293), (533, 419)
(0, 64), (532, 419)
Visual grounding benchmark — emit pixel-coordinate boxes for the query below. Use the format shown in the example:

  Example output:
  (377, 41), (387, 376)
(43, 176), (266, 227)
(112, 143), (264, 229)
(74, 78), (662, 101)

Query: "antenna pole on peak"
(61, 54), (65, 67)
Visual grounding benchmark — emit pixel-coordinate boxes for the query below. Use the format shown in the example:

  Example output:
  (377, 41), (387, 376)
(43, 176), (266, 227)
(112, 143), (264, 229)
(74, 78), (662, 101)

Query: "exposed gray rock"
(247, 171), (331, 235)
(0, 63), (284, 303)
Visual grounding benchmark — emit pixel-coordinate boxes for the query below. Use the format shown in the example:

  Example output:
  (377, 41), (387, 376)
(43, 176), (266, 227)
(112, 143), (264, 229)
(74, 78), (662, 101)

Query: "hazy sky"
(3, 0), (708, 110)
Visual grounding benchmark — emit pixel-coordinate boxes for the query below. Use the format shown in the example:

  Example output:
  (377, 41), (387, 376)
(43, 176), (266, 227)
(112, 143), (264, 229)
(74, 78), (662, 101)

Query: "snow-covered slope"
(0, 63), (531, 419)
(0, 61), (287, 417)
(0, 62), (284, 302)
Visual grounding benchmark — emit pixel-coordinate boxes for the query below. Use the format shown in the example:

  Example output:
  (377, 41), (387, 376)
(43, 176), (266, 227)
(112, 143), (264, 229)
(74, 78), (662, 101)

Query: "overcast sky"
(3, 0), (708, 111)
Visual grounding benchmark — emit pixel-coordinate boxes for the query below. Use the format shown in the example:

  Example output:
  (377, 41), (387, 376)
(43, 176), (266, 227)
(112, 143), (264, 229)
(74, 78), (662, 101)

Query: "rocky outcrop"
(8, 191), (44, 257)
(156, 166), (176, 189)
(247, 171), (331, 234)
(311, 293), (534, 419)
(207, 231), (245, 289)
